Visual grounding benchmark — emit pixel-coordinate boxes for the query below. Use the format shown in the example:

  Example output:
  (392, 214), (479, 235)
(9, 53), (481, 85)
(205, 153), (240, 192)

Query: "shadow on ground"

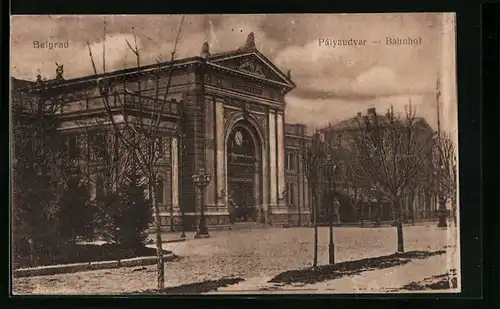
(136, 277), (245, 294)
(393, 269), (458, 291)
(269, 250), (446, 285)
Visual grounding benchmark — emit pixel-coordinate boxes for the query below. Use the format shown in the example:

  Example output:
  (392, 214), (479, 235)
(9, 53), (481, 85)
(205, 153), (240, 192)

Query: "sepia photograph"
(10, 13), (459, 295)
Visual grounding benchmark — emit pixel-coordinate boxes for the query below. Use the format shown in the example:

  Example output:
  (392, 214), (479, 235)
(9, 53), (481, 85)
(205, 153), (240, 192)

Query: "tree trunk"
(149, 181), (165, 291)
(394, 200), (405, 253)
(312, 185), (318, 268)
(359, 201), (364, 227)
(410, 191), (415, 226)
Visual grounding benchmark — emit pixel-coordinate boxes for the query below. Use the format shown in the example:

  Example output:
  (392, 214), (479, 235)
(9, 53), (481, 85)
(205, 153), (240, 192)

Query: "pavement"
(12, 221), (459, 295)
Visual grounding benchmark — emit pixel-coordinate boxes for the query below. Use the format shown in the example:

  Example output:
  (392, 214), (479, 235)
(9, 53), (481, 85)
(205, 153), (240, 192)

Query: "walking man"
(333, 197), (341, 224)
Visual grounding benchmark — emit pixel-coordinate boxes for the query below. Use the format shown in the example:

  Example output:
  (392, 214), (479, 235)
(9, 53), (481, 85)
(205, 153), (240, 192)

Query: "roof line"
(21, 57), (204, 91)
(207, 63), (293, 88)
(253, 50), (296, 87)
(209, 50), (295, 87)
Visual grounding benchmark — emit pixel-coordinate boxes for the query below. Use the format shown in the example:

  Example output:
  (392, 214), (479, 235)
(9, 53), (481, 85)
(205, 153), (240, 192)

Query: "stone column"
(171, 136), (179, 212)
(277, 113), (286, 208)
(268, 111), (277, 208)
(204, 96), (216, 209)
(215, 99), (227, 211)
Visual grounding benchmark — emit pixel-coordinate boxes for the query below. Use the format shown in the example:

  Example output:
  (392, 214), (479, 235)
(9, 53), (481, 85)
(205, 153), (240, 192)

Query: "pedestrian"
(333, 197), (341, 224)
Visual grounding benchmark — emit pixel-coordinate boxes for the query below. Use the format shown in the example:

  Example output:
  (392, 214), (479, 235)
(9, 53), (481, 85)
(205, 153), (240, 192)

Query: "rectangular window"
(93, 133), (106, 159)
(155, 177), (164, 204)
(286, 152), (297, 172)
(286, 182), (296, 206)
(160, 216), (167, 226)
(68, 135), (80, 158)
(154, 137), (165, 159)
(285, 182), (290, 204)
(290, 153), (296, 171)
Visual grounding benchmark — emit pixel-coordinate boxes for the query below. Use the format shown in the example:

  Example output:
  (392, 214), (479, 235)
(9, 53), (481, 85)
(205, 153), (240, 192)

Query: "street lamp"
(192, 168), (212, 238)
(323, 153), (338, 265)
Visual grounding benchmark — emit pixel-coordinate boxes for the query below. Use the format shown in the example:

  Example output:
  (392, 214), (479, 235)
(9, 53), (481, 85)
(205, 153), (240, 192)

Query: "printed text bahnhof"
(319, 37), (422, 47)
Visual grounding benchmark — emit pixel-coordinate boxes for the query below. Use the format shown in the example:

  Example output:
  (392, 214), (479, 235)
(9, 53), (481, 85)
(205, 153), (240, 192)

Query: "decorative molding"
(205, 85), (285, 109)
(224, 107), (239, 123)
(237, 59), (266, 78)
(253, 114), (267, 134)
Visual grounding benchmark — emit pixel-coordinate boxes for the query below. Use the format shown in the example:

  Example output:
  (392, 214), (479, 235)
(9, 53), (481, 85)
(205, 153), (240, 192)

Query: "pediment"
(209, 52), (294, 88)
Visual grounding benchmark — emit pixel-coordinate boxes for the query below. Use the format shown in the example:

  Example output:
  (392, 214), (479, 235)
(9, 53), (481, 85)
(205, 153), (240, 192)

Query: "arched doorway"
(226, 121), (262, 223)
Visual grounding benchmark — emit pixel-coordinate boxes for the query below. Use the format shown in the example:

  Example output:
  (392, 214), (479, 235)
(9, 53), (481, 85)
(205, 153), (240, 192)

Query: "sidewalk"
(207, 247), (459, 294)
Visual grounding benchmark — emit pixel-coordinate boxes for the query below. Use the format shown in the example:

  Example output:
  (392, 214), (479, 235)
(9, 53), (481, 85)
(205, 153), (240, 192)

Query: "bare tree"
(303, 133), (324, 267)
(61, 123), (134, 196)
(335, 134), (369, 226)
(350, 105), (434, 253)
(433, 132), (458, 225)
(325, 127), (374, 227)
(86, 17), (185, 290)
(304, 131), (342, 266)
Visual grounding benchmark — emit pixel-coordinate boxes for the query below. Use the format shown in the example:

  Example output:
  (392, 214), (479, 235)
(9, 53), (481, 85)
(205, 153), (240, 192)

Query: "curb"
(164, 238), (186, 244)
(146, 238), (186, 245)
(13, 254), (177, 278)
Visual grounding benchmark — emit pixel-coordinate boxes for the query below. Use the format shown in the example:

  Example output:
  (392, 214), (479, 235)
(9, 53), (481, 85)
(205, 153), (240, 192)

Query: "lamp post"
(310, 132), (322, 268)
(323, 154), (337, 265)
(193, 168), (212, 238)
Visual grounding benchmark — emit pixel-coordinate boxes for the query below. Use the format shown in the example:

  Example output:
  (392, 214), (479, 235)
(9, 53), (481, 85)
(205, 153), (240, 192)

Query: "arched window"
(155, 176), (164, 205)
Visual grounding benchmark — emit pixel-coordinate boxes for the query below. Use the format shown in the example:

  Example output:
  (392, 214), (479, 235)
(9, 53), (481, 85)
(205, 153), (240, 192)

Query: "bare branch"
(86, 41), (98, 75)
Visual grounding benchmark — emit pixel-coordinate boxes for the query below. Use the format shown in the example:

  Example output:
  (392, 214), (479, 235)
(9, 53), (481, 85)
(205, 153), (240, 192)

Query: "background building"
(317, 107), (439, 225)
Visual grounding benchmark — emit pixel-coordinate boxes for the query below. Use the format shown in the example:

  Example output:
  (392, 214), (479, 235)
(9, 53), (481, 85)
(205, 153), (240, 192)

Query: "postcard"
(10, 13), (459, 295)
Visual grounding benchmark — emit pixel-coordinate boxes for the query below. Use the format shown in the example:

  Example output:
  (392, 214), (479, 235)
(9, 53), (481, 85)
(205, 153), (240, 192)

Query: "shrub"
(57, 176), (96, 244)
(12, 108), (66, 267)
(96, 175), (152, 252)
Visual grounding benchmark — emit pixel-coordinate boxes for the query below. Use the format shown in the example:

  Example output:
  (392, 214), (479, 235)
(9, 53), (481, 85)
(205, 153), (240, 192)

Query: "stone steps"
(228, 222), (268, 230)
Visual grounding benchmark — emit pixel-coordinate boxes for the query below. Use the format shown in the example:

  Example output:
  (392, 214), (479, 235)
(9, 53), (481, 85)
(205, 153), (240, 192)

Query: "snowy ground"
(12, 222), (459, 295)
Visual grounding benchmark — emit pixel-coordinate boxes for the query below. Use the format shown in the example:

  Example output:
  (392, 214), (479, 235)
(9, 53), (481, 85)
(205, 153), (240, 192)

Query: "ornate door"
(227, 126), (259, 222)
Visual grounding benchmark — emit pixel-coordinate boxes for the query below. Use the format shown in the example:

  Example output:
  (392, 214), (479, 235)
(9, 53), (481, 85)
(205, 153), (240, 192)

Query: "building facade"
(317, 108), (439, 224)
(12, 33), (313, 231)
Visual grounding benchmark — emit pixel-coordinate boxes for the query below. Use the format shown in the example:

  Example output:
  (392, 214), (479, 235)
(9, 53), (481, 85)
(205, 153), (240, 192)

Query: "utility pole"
(436, 77), (448, 228)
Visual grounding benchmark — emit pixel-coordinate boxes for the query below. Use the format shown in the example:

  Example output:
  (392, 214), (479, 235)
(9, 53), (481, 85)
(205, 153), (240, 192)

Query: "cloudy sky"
(11, 14), (457, 138)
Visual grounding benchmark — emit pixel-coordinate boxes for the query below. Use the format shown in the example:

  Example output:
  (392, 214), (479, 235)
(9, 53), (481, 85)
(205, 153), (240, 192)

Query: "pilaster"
(268, 110), (277, 208)
(277, 112), (286, 208)
(204, 95), (216, 209)
(215, 98), (227, 210)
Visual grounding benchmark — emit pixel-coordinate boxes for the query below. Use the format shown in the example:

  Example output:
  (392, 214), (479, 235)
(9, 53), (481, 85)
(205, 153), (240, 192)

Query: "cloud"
(284, 92), (444, 133)
(10, 14), (457, 139)
(10, 15), (281, 80)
